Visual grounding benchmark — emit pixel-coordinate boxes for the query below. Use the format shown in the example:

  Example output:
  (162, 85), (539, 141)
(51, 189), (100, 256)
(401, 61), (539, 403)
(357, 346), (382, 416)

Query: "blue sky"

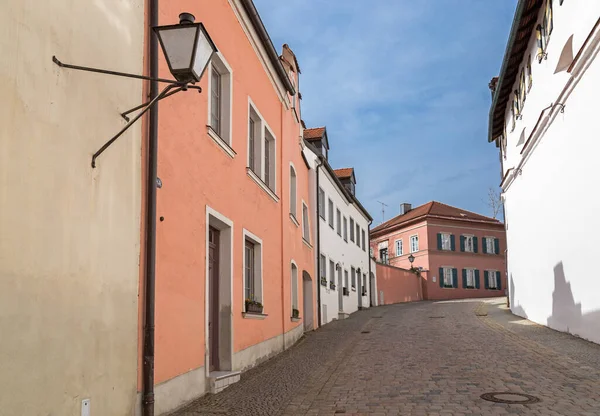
(254, 0), (517, 224)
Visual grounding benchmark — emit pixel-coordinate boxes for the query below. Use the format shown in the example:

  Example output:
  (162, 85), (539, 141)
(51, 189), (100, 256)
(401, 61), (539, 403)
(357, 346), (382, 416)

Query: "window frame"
(350, 217), (355, 242)
(442, 267), (454, 288)
(485, 237), (496, 254)
(395, 239), (403, 257)
(463, 235), (474, 253)
(441, 233), (452, 251)
(336, 208), (342, 236)
(343, 217), (348, 241)
(242, 229), (264, 312)
(247, 98), (277, 196)
(356, 224), (360, 247)
(379, 248), (389, 264)
(289, 164), (297, 219)
(207, 53), (233, 153)
(328, 199), (334, 229)
(361, 229), (366, 251)
(351, 267), (356, 289)
(290, 261), (299, 315)
(329, 259), (335, 284)
(410, 235), (419, 253)
(488, 270), (499, 289)
(302, 202), (310, 244)
(465, 268), (476, 289)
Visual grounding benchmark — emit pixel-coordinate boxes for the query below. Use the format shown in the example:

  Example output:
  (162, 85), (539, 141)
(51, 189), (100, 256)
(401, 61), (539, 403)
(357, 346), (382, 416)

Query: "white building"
(303, 127), (375, 325)
(488, 0), (600, 344)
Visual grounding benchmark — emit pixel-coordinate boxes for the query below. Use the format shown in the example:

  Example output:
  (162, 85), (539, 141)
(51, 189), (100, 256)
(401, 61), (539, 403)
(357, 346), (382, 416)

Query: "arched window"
(291, 263), (299, 318)
(290, 165), (297, 217)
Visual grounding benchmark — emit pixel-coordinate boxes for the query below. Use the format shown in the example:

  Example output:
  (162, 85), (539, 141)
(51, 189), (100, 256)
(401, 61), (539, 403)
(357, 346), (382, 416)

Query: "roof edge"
(488, 0), (528, 143)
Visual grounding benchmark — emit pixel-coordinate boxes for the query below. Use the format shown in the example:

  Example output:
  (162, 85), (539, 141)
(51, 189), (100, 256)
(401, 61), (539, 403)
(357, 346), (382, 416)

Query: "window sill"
(290, 213), (299, 227)
(242, 312), (268, 320)
(206, 125), (236, 159)
(302, 238), (313, 249)
(291, 317), (301, 322)
(247, 168), (279, 202)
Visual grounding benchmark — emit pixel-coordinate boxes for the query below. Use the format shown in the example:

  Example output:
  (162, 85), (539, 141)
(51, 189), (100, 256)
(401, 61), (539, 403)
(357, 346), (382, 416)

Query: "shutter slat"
(452, 268), (458, 288)
(473, 237), (478, 253)
(475, 270), (480, 289)
(484, 271), (489, 289)
(439, 268), (444, 288)
(460, 236), (465, 252)
(450, 235), (456, 251)
(437, 233), (442, 250)
(462, 269), (467, 288)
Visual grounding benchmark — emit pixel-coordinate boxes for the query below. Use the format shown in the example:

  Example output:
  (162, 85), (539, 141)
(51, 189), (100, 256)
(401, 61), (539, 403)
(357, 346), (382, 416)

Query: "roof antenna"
(377, 201), (388, 224)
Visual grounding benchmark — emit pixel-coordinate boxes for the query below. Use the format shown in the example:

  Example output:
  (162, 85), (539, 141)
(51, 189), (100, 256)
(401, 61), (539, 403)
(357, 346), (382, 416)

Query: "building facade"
(303, 128), (374, 325)
(149, 1), (316, 413)
(370, 202), (506, 301)
(488, 0), (600, 344)
(0, 1), (145, 415)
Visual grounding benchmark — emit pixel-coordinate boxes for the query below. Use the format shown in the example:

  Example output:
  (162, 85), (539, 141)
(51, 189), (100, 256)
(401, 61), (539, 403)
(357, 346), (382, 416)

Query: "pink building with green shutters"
(370, 201), (506, 301)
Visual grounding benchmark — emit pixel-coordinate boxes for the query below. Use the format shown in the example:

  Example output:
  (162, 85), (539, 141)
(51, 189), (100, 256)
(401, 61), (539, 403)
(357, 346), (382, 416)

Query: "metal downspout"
(315, 158), (323, 327)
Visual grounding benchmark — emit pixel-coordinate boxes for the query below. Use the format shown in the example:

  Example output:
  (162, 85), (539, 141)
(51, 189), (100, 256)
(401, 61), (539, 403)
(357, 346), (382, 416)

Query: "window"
(526, 55), (533, 91)
(484, 237), (499, 254)
(363, 274), (367, 293)
(439, 233), (452, 251)
(350, 218), (355, 242)
(462, 235), (476, 253)
(379, 248), (388, 264)
(410, 235), (419, 253)
(344, 270), (349, 289)
(291, 263), (298, 313)
(519, 68), (526, 108)
(302, 203), (310, 243)
(343, 217), (348, 241)
(320, 254), (326, 281)
(244, 241), (255, 300)
(441, 267), (455, 288)
(290, 166), (297, 218)
(351, 267), (356, 288)
(486, 270), (500, 290)
(318, 188), (325, 219)
(243, 231), (263, 309)
(329, 260), (335, 284)
(356, 224), (360, 247)
(395, 240), (403, 256)
(248, 100), (276, 194)
(536, 0), (553, 63)
(361, 230), (366, 251)
(336, 209), (341, 236)
(207, 54), (232, 147)
(464, 268), (477, 289)
(328, 199), (334, 229)
(264, 128), (275, 191)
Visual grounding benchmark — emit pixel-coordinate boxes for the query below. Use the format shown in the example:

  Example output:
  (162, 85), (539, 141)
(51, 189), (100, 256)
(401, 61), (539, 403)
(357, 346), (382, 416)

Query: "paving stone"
(172, 299), (600, 415)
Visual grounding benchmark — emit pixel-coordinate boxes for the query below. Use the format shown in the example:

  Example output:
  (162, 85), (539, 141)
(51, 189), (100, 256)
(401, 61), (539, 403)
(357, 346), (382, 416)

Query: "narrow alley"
(174, 299), (600, 416)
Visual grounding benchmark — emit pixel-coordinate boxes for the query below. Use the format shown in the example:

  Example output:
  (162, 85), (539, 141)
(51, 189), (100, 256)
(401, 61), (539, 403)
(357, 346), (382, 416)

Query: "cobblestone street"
(173, 299), (600, 415)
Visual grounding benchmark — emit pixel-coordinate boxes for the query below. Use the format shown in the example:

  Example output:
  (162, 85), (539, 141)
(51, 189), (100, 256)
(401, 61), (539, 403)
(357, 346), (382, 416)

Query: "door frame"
(205, 206), (234, 375)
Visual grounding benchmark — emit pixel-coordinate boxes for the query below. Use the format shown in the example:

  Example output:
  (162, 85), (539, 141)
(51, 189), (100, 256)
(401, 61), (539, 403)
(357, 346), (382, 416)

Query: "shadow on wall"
(511, 262), (600, 343)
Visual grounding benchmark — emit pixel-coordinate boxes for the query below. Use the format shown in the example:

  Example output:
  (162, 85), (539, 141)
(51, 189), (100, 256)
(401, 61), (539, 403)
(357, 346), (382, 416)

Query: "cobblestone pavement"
(172, 299), (600, 415)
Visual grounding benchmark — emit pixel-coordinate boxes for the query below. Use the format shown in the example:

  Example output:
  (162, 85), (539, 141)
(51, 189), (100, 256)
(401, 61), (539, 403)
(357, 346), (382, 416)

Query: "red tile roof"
(371, 201), (502, 235)
(303, 127), (325, 140)
(333, 168), (354, 179)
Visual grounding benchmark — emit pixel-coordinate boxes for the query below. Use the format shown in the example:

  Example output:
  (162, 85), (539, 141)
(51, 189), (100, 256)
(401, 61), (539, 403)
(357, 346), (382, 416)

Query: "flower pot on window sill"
(343, 287), (349, 296)
(245, 302), (263, 314)
(329, 282), (336, 290)
(320, 277), (327, 286)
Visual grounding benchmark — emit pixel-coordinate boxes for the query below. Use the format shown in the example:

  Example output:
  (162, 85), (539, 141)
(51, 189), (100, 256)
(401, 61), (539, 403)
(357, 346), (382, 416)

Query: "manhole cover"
(481, 392), (541, 404)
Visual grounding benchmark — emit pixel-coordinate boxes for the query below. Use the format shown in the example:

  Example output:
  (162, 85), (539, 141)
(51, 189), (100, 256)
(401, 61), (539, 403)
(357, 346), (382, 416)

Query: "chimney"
(400, 203), (412, 215)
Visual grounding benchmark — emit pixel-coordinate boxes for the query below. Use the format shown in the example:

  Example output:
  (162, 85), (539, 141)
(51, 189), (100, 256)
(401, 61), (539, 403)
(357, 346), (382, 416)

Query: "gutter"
(142, 0), (158, 414)
(315, 158), (323, 327)
(239, 0), (296, 95)
(488, 0), (527, 142)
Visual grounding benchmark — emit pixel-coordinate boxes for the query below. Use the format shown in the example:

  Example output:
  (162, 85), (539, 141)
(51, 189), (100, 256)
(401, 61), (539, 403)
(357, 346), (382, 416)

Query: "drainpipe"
(142, 0), (159, 414)
(367, 229), (371, 306)
(315, 158), (323, 327)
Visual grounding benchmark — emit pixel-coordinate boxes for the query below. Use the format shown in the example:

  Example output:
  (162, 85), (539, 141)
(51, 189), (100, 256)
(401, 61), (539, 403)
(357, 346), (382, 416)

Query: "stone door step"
(208, 370), (241, 394)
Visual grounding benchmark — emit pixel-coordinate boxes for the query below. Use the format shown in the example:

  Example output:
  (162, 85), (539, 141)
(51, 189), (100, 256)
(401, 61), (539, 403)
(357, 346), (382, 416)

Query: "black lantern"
(408, 254), (415, 264)
(154, 13), (217, 84)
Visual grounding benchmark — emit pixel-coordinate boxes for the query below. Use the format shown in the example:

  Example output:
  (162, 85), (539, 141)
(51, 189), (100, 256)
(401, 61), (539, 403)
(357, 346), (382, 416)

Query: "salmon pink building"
(370, 202), (506, 301)
(146, 1), (316, 413)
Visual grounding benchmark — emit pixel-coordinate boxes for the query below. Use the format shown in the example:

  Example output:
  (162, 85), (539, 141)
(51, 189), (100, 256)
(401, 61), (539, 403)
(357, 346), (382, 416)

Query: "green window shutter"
(460, 236), (465, 252)
(475, 270), (480, 289)
(484, 271), (489, 289)
(494, 238), (500, 255)
(439, 268), (444, 288)
(496, 272), (502, 290)
(462, 269), (467, 288)
(473, 237), (478, 253)
(437, 233), (442, 250)
(482, 238), (488, 254)
(450, 235), (456, 251)
(452, 268), (458, 288)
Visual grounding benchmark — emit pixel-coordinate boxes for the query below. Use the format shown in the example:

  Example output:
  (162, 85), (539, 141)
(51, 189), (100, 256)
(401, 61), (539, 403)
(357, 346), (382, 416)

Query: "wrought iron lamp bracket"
(52, 56), (202, 168)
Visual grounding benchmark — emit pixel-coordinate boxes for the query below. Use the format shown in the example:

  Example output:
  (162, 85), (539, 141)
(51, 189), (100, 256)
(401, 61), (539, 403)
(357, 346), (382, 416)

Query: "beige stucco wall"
(0, 1), (144, 415)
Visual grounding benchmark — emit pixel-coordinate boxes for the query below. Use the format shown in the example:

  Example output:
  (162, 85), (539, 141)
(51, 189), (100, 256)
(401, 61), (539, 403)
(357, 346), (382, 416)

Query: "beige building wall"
(0, 1), (145, 415)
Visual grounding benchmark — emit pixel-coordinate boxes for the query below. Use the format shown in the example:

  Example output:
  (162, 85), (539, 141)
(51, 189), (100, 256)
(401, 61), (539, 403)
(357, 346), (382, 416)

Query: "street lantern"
(154, 13), (217, 84)
(408, 254), (415, 264)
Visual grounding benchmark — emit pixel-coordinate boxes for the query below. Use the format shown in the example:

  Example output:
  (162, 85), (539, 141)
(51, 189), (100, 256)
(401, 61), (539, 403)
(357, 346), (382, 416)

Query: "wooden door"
(208, 227), (220, 371)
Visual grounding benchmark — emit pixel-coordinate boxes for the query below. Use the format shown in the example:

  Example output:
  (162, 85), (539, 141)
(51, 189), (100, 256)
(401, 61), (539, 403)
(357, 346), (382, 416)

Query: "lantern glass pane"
(192, 31), (215, 79)
(159, 26), (197, 71)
